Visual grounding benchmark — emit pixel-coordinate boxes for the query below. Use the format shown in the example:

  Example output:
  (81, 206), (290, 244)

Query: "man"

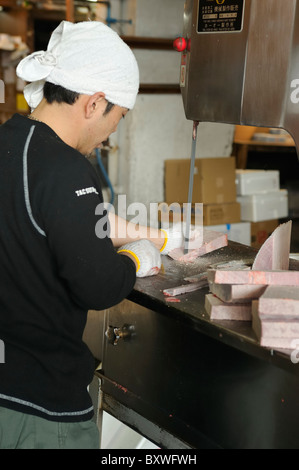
(0, 21), (183, 449)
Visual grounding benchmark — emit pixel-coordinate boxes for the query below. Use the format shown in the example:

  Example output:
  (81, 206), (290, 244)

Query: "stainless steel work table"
(86, 242), (299, 449)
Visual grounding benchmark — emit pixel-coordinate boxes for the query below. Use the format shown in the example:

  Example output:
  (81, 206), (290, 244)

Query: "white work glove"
(159, 224), (184, 255)
(160, 224), (203, 255)
(118, 239), (161, 278)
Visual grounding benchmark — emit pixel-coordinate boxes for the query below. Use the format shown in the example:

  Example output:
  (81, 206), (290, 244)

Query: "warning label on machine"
(197, 0), (245, 33)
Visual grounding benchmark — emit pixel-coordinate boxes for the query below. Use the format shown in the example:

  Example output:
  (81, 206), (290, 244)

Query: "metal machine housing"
(181, 0), (299, 155)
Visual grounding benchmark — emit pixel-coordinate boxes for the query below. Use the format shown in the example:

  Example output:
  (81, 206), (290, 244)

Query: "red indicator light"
(173, 37), (187, 52)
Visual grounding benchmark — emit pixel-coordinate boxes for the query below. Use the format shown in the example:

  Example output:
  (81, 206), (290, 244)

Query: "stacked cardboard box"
(236, 169), (288, 248)
(163, 157), (250, 245)
(251, 220), (280, 249)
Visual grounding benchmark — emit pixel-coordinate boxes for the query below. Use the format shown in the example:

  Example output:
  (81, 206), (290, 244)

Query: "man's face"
(96, 104), (128, 149)
(80, 102), (128, 155)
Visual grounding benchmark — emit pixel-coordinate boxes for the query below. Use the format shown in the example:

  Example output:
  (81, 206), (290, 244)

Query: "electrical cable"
(95, 148), (115, 205)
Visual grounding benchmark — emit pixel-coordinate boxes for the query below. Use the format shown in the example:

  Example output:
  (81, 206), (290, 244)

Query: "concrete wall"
(103, 0), (235, 221)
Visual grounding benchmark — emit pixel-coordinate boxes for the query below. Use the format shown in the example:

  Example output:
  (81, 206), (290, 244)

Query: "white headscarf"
(16, 21), (139, 110)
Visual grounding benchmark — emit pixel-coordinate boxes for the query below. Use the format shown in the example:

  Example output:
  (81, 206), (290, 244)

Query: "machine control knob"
(173, 37), (187, 52)
(105, 324), (135, 346)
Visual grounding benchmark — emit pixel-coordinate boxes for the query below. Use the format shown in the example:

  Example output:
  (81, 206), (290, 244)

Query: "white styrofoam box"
(237, 190), (288, 222)
(208, 222), (251, 246)
(235, 170), (280, 196)
(252, 132), (287, 143)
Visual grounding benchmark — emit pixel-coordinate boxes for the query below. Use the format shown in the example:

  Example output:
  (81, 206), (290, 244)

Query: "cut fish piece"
(184, 272), (208, 283)
(252, 300), (299, 349)
(252, 221), (292, 271)
(168, 229), (228, 263)
(163, 278), (208, 297)
(205, 294), (252, 321)
(209, 282), (267, 303)
(207, 269), (299, 286)
(258, 285), (299, 319)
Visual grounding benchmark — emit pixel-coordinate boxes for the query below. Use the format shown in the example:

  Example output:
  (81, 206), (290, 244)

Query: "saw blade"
(184, 121), (199, 254)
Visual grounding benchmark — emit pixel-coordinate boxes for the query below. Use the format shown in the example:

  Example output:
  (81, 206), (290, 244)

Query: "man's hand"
(159, 225), (185, 255)
(160, 224), (203, 255)
(118, 239), (161, 278)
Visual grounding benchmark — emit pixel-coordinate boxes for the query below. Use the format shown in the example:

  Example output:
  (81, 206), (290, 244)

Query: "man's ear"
(85, 92), (106, 118)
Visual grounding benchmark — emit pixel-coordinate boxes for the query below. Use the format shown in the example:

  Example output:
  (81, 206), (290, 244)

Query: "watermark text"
(95, 196), (203, 241)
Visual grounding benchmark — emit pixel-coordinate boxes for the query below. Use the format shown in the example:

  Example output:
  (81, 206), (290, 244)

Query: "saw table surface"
(94, 241), (299, 449)
(128, 241), (299, 376)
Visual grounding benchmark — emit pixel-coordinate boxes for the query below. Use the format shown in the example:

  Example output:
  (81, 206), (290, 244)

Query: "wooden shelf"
(121, 37), (179, 94)
(234, 138), (295, 147)
(233, 138), (296, 169)
(139, 84), (181, 94)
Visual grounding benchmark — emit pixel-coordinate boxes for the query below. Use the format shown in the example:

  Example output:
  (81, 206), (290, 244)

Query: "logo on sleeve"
(75, 186), (99, 197)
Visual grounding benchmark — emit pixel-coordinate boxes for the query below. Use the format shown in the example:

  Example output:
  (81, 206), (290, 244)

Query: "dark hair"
(44, 82), (79, 105)
(43, 82), (115, 115)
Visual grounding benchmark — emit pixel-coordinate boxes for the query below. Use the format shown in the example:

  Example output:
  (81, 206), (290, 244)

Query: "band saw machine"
(85, 0), (299, 449)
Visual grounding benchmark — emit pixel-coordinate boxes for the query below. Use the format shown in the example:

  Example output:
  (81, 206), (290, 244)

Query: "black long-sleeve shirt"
(0, 114), (136, 422)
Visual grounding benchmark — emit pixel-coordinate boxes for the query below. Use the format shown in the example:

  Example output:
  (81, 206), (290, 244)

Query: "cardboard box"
(251, 220), (279, 249)
(237, 190), (288, 222)
(236, 170), (280, 196)
(158, 201), (240, 227)
(159, 202), (202, 226)
(234, 125), (257, 141)
(164, 157), (237, 205)
(203, 202), (240, 226)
